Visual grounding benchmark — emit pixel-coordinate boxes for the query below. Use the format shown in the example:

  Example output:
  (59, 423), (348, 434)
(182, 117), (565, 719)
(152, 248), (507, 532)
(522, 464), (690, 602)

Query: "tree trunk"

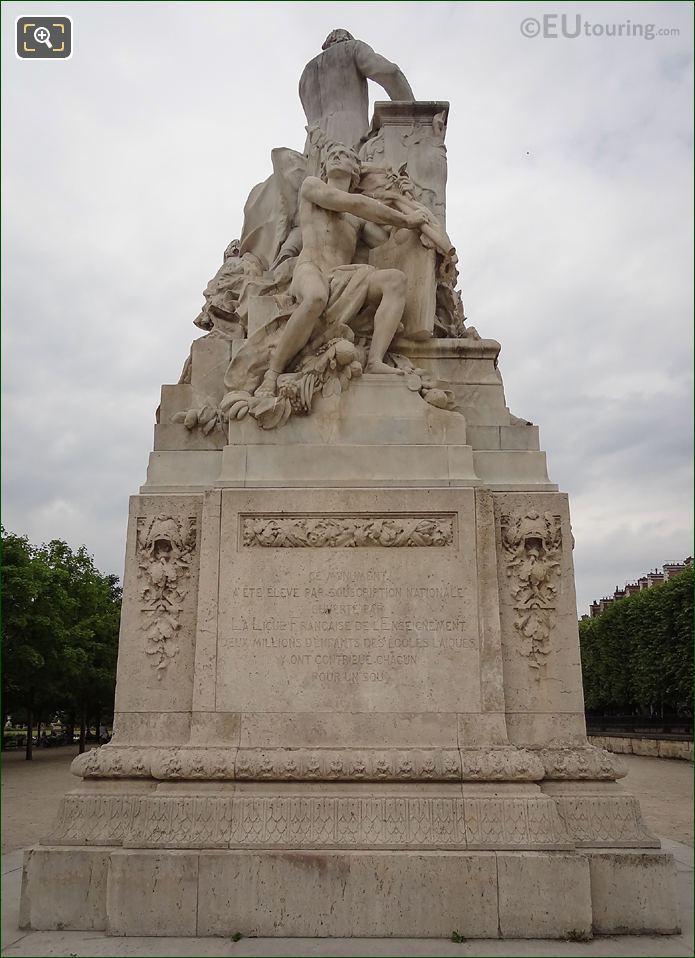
(79, 706), (87, 754)
(25, 702), (34, 761)
(36, 716), (42, 745)
(95, 705), (101, 744)
(66, 712), (75, 747)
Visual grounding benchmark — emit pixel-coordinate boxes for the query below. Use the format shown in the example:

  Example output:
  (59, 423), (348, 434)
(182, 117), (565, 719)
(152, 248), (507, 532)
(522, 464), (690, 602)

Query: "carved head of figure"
(141, 517), (183, 562)
(223, 239), (241, 260)
(322, 28), (354, 50)
(517, 512), (550, 559)
(322, 139), (361, 189)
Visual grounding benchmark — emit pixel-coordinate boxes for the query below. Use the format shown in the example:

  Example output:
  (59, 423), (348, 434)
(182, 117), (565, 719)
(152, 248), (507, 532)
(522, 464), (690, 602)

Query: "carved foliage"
(234, 749), (462, 782)
(71, 745), (625, 786)
(70, 745), (152, 779)
(150, 748), (235, 781)
(221, 337), (363, 431)
(386, 353), (459, 411)
(460, 747), (544, 782)
(499, 511), (562, 674)
(70, 745), (551, 784)
(242, 515), (454, 548)
(135, 516), (197, 679)
(534, 746), (627, 782)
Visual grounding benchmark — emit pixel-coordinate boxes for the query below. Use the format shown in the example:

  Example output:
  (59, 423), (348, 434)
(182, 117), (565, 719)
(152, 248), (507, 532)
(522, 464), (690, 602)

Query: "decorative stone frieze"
(241, 514), (455, 548)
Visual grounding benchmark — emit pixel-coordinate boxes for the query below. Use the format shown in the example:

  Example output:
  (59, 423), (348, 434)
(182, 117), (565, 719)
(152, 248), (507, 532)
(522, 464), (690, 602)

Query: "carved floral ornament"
(69, 744), (624, 784)
(241, 514), (455, 548)
(135, 515), (197, 679)
(499, 510), (562, 675)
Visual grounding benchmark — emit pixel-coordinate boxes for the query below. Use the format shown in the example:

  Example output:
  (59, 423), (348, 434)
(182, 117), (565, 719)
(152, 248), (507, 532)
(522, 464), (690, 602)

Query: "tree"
(46, 540), (121, 751)
(1, 528), (121, 758)
(579, 567), (693, 716)
(2, 531), (70, 758)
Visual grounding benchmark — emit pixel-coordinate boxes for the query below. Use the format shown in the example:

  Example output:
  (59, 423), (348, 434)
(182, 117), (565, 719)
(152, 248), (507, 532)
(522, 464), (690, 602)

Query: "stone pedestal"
(20, 344), (679, 938)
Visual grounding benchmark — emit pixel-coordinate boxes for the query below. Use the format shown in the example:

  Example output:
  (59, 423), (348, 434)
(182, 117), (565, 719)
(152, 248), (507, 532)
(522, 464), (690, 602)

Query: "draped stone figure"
(239, 29), (415, 271)
(299, 28), (414, 149)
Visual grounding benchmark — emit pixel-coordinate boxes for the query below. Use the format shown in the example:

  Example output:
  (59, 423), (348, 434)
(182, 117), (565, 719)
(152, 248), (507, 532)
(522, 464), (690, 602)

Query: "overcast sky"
(2, 1), (692, 613)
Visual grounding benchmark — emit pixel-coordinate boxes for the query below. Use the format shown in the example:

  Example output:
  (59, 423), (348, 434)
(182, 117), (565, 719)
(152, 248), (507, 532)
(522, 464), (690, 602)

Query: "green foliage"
(579, 568), (693, 714)
(1, 527), (121, 728)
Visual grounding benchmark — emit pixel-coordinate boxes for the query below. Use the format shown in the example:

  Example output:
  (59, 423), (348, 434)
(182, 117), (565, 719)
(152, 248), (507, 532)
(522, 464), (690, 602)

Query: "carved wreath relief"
(136, 516), (197, 679)
(242, 515), (454, 548)
(500, 511), (562, 675)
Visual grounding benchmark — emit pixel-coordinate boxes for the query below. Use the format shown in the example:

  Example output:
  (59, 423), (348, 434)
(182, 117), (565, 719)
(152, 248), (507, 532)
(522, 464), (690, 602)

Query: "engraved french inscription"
(218, 498), (481, 713)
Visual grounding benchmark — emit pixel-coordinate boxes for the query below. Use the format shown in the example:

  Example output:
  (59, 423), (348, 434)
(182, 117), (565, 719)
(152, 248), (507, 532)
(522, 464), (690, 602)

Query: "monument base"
(21, 843), (679, 938)
(19, 369), (679, 938)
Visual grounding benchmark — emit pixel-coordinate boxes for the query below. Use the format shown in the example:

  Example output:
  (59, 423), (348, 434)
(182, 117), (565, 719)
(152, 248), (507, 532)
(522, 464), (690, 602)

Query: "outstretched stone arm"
(354, 40), (415, 101)
(302, 177), (425, 230)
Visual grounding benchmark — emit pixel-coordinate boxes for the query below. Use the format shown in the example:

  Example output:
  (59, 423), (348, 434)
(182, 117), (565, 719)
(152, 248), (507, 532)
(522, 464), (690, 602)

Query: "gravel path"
(1, 746), (91, 853)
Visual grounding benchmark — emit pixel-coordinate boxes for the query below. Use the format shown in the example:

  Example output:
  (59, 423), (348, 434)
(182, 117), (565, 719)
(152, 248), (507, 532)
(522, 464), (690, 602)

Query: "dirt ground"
(616, 752), (693, 844)
(1, 746), (92, 852)
(1, 747), (692, 853)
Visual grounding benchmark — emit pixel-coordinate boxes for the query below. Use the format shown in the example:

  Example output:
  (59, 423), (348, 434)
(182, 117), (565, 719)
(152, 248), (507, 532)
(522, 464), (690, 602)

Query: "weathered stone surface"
(631, 737), (661, 757)
(497, 852), (592, 939)
(19, 846), (109, 931)
(657, 739), (693, 761)
(106, 850), (199, 936)
(196, 850), (498, 938)
(586, 850), (680, 935)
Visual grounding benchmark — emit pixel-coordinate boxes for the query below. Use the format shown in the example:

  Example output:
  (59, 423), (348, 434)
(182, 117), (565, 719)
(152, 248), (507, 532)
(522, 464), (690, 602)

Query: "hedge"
(579, 567), (693, 714)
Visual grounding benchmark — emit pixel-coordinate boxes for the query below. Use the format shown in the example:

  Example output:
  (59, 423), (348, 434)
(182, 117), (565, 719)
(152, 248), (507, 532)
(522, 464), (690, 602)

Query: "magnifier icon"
(33, 26), (53, 49)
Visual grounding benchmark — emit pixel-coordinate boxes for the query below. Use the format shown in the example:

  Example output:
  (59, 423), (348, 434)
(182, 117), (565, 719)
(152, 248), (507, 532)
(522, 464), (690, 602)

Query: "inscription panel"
(217, 497), (481, 714)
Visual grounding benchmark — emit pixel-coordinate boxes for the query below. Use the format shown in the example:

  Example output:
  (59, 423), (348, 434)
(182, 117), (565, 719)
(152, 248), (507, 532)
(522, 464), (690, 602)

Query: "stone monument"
(21, 31), (679, 939)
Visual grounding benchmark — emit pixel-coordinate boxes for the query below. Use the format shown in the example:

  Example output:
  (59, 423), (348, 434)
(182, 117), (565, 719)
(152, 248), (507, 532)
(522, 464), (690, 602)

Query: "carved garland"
(135, 515), (197, 679)
(241, 514), (455, 548)
(499, 511), (562, 675)
(70, 745), (560, 783)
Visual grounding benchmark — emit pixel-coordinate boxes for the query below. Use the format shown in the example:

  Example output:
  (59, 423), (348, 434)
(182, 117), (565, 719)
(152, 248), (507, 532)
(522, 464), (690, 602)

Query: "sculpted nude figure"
(255, 140), (428, 397)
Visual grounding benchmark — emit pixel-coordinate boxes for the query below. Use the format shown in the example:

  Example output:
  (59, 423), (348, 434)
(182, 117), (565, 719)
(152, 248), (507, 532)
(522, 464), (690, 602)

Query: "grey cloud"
(2, 1), (692, 614)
